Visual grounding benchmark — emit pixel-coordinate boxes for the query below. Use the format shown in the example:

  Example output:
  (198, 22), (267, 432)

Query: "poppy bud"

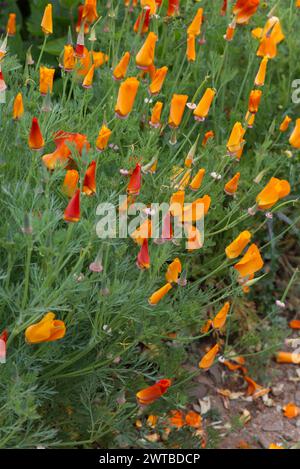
(83, 160), (96, 196)
(168, 94), (188, 128)
(7, 13), (16, 37)
(13, 93), (24, 120)
(96, 125), (112, 151)
(113, 52), (130, 81)
(193, 88), (215, 121)
(136, 32), (157, 69)
(148, 66), (168, 95)
(224, 172), (240, 195)
(115, 77), (140, 119)
(64, 189), (80, 222)
(41, 3), (53, 35)
(28, 117), (44, 150)
(149, 101), (163, 128)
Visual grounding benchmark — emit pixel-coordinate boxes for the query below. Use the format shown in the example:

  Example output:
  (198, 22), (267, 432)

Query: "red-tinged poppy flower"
(127, 163), (142, 196)
(64, 189), (80, 222)
(62, 170), (79, 198)
(83, 160), (96, 196)
(224, 21), (236, 42)
(248, 90), (262, 114)
(158, 211), (173, 242)
(289, 320), (300, 330)
(185, 411), (202, 428)
(221, 0), (228, 16)
(0, 329), (8, 364)
(233, 0), (260, 25)
(137, 238), (150, 269)
(25, 312), (66, 344)
(136, 379), (171, 405)
(134, 8), (151, 34)
(169, 410), (185, 428)
(283, 403), (300, 419)
(28, 117), (44, 150)
(167, 0), (180, 17)
(42, 131), (90, 170)
(0, 67), (7, 92)
(82, 0), (99, 25)
(7, 13), (16, 37)
(76, 5), (89, 33)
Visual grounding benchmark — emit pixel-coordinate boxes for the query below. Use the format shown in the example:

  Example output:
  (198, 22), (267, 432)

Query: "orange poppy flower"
(62, 170), (79, 198)
(202, 130), (214, 146)
(13, 92), (24, 120)
(136, 379), (171, 405)
(187, 8), (203, 36)
(289, 319), (300, 330)
(63, 45), (75, 72)
(113, 52), (130, 81)
(149, 101), (163, 128)
(279, 115), (291, 132)
(199, 343), (219, 369)
(148, 283), (172, 305)
(213, 302), (230, 329)
(255, 17), (285, 59)
(137, 238), (150, 269)
(269, 443), (283, 450)
(289, 118), (300, 148)
(244, 375), (266, 396)
(256, 177), (291, 210)
(227, 122), (245, 157)
(275, 351), (300, 364)
(179, 195), (211, 224)
(96, 125), (112, 151)
(168, 94), (188, 128)
(234, 243), (264, 278)
(255, 56), (268, 86)
(147, 415), (158, 428)
(127, 163), (142, 196)
(39, 66), (55, 95)
(82, 0), (99, 25)
(169, 410), (185, 428)
(136, 32), (158, 69)
(165, 258), (182, 284)
(76, 5), (89, 34)
(7, 13), (16, 37)
(25, 312), (66, 344)
(193, 88), (215, 121)
(248, 89), (262, 114)
(189, 168), (205, 191)
(115, 77), (140, 119)
(134, 8), (151, 34)
(233, 0), (260, 25)
(170, 190), (185, 217)
(42, 131), (90, 170)
(64, 189), (80, 222)
(186, 35), (196, 62)
(131, 219), (152, 245)
(225, 231), (252, 259)
(185, 410), (202, 428)
(83, 160), (96, 196)
(141, 0), (157, 14)
(41, 3), (53, 35)
(148, 66), (168, 95)
(28, 117), (44, 150)
(167, 0), (180, 16)
(245, 111), (255, 128)
(224, 172), (240, 195)
(224, 21), (236, 42)
(186, 225), (203, 251)
(91, 51), (109, 68)
(82, 64), (95, 88)
(283, 403), (300, 419)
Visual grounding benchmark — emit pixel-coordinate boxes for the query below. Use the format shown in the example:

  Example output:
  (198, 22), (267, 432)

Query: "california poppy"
(127, 163), (142, 196)
(202, 130), (214, 146)
(136, 32), (157, 69)
(96, 125), (112, 151)
(186, 225), (203, 251)
(113, 52), (130, 81)
(167, 0), (180, 17)
(248, 89), (262, 114)
(39, 66), (55, 95)
(7, 13), (16, 37)
(13, 93), (24, 120)
(83, 160), (96, 196)
(149, 101), (163, 128)
(165, 258), (182, 284)
(289, 119), (300, 148)
(136, 379), (171, 405)
(115, 77), (140, 119)
(149, 66), (168, 95)
(0, 330), (8, 364)
(82, 0), (99, 25)
(279, 115), (292, 132)
(25, 312), (66, 344)
(224, 21), (236, 42)
(276, 351), (300, 364)
(137, 238), (150, 269)
(134, 8), (151, 34)
(28, 117), (44, 150)
(168, 94), (188, 128)
(283, 403), (300, 419)
(224, 172), (240, 195)
(41, 3), (53, 35)
(213, 302), (230, 329)
(189, 168), (205, 191)
(199, 343), (219, 369)
(225, 231), (252, 259)
(131, 219), (152, 245)
(255, 17), (285, 59)
(227, 122), (245, 157)
(63, 45), (75, 72)
(82, 64), (95, 88)
(187, 8), (203, 36)
(255, 56), (268, 86)
(42, 131), (90, 170)
(62, 170), (79, 198)
(148, 283), (172, 305)
(169, 410), (185, 428)
(233, 0), (260, 25)
(64, 189), (80, 222)
(193, 88), (215, 121)
(256, 177), (290, 210)
(185, 410), (202, 428)
(186, 35), (196, 62)
(289, 319), (300, 330)
(0, 68), (7, 92)
(234, 243), (264, 278)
